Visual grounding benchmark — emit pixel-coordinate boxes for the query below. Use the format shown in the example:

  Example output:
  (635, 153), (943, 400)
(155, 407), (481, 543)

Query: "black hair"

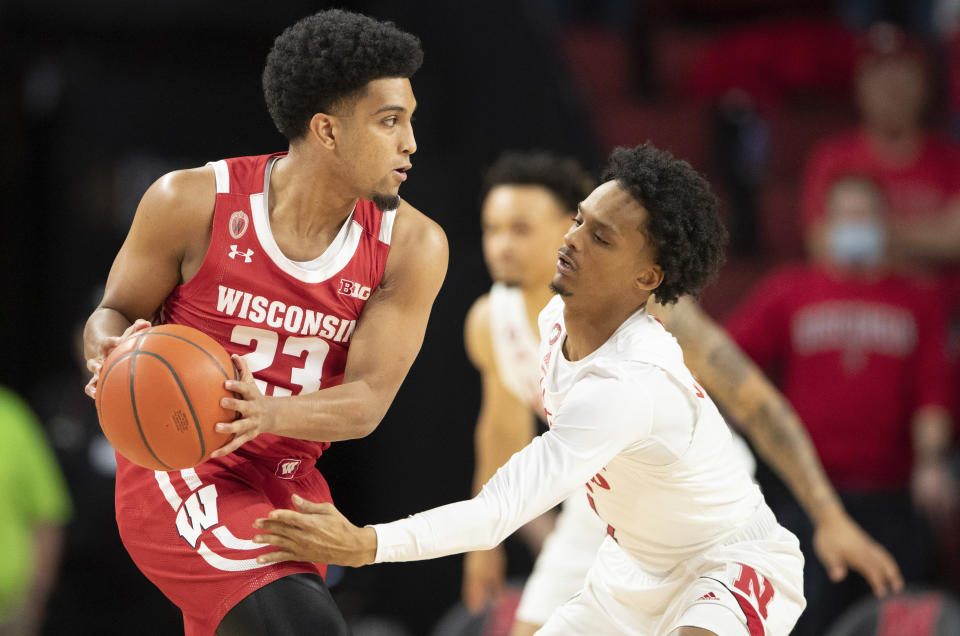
(482, 152), (596, 215)
(601, 143), (727, 305)
(263, 9), (423, 141)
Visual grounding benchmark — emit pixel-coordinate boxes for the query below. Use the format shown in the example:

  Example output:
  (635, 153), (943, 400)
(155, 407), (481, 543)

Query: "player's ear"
(634, 264), (663, 293)
(308, 113), (338, 150)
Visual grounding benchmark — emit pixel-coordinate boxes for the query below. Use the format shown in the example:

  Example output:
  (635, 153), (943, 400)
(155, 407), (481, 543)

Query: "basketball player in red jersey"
(81, 10), (445, 636)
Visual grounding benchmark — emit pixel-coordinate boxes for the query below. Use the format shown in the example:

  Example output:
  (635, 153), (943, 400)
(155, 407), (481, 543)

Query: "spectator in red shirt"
(801, 43), (960, 230)
(727, 175), (957, 635)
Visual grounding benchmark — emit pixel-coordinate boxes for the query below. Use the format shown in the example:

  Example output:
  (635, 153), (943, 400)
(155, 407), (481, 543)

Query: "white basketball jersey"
(537, 296), (762, 572)
(488, 283), (542, 410)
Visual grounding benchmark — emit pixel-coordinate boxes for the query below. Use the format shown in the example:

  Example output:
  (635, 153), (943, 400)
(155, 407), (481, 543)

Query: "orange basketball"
(95, 324), (236, 471)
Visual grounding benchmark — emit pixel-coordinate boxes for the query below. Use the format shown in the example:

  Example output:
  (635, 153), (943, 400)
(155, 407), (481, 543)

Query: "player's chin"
(371, 192), (401, 212)
(549, 276), (572, 297)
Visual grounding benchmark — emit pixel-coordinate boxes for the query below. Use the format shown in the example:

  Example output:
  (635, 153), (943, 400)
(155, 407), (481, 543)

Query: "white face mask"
(827, 219), (886, 267)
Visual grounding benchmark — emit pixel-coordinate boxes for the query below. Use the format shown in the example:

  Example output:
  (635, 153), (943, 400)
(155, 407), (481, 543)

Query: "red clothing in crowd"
(801, 129), (960, 228)
(726, 264), (950, 491)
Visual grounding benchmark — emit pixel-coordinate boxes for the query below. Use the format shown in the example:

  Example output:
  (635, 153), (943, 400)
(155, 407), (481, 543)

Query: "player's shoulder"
(390, 199), (448, 258)
(140, 164), (217, 228)
(464, 293), (494, 370)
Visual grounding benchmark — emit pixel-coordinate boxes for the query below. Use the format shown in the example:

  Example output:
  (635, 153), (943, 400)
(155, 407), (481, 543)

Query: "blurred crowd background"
(4, 0), (960, 634)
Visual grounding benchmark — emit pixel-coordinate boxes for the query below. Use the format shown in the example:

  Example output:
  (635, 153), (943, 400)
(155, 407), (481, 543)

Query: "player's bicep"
(99, 168), (213, 320)
(341, 210), (448, 411)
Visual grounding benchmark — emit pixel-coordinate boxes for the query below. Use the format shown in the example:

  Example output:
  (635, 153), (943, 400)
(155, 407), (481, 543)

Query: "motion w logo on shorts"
(275, 458), (302, 479)
(154, 468), (271, 572)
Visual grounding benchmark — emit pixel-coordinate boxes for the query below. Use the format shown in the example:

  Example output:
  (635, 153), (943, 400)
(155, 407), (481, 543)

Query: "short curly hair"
(481, 152), (596, 215)
(602, 144), (727, 305)
(263, 10), (423, 141)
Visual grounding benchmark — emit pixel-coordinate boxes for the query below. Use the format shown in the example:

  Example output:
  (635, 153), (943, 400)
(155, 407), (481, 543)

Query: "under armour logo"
(228, 245), (253, 263)
(275, 458), (302, 479)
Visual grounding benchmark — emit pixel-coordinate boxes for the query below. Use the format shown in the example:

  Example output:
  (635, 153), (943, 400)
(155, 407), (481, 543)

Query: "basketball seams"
(98, 325), (231, 471)
(145, 330), (232, 379)
(130, 333), (174, 471)
(136, 350), (208, 466)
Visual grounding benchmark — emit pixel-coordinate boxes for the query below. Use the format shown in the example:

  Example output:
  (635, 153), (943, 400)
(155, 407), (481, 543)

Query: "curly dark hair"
(601, 143), (727, 305)
(263, 10), (423, 141)
(482, 151), (596, 215)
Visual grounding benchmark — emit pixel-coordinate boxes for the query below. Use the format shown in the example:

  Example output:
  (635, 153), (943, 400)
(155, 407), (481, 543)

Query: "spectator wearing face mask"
(726, 175), (957, 635)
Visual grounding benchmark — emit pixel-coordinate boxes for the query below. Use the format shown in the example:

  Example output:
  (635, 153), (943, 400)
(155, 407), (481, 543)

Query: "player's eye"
(573, 215), (583, 226)
(593, 233), (608, 245)
(383, 116), (398, 127)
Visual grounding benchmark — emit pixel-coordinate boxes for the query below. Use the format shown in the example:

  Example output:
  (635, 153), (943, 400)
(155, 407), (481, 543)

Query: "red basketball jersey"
(161, 152), (394, 459)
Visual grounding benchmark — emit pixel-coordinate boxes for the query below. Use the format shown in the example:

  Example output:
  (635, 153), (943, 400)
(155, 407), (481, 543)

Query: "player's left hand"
(253, 494), (377, 568)
(211, 355), (276, 458)
(813, 506), (903, 597)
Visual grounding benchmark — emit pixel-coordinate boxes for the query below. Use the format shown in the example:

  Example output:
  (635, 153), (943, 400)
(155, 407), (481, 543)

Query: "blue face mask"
(827, 220), (886, 267)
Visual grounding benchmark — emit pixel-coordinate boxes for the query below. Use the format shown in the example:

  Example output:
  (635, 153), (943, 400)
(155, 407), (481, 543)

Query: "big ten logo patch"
(338, 279), (371, 300)
(172, 410), (189, 433)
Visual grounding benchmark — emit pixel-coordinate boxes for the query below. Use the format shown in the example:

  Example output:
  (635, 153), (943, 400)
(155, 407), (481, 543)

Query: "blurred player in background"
(82, 10), (446, 636)
(463, 151), (902, 635)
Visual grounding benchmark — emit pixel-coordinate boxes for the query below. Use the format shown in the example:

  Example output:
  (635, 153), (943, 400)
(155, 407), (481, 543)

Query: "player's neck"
(561, 299), (646, 362)
(268, 149), (360, 237)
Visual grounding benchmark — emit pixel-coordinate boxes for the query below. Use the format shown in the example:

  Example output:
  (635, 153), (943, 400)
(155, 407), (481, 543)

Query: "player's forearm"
(668, 306), (843, 523)
(373, 495), (507, 562)
(267, 379), (389, 442)
(83, 307), (133, 358)
(729, 374), (843, 522)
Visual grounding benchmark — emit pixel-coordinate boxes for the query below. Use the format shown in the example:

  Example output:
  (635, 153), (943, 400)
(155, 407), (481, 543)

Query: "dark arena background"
(3, 1), (960, 634)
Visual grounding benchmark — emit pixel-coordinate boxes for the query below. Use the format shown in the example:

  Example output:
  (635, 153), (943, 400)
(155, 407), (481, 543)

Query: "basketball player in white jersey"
(251, 144), (903, 635)
(465, 153), (902, 635)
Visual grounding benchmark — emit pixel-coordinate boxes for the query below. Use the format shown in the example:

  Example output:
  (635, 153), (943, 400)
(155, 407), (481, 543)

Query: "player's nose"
(401, 123), (417, 156)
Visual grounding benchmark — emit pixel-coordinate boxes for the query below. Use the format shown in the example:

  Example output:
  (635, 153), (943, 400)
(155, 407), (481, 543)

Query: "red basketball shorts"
(114, 450), (332, 636)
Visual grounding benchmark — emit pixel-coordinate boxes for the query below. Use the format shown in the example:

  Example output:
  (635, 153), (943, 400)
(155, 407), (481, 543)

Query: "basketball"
(95, 324), (236, 471)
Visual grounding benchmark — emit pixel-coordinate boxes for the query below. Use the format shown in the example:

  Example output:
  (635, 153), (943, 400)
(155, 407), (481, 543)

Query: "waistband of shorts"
(720, 502), (780, 548)
(233, 448), (318, 480)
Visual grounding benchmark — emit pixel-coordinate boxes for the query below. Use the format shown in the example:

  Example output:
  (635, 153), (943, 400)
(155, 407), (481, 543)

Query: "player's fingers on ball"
(210, 437), (244, 458)
(231, 354), (254, 379)
(219, 396), (245, 412)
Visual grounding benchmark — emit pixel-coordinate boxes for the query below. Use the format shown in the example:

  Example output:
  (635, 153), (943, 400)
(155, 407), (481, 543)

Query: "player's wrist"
(810, 496), (847, 527)
(356, 526), (378, 566)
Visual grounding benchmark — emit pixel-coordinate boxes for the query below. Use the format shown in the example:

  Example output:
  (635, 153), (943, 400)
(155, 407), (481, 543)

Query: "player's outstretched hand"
(211, 355), (275, 458)
(462, 546), (507, 614)
(813, 507), (903, 597)
(84, 319), (152, 399)
(253, 494), (377, 568)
